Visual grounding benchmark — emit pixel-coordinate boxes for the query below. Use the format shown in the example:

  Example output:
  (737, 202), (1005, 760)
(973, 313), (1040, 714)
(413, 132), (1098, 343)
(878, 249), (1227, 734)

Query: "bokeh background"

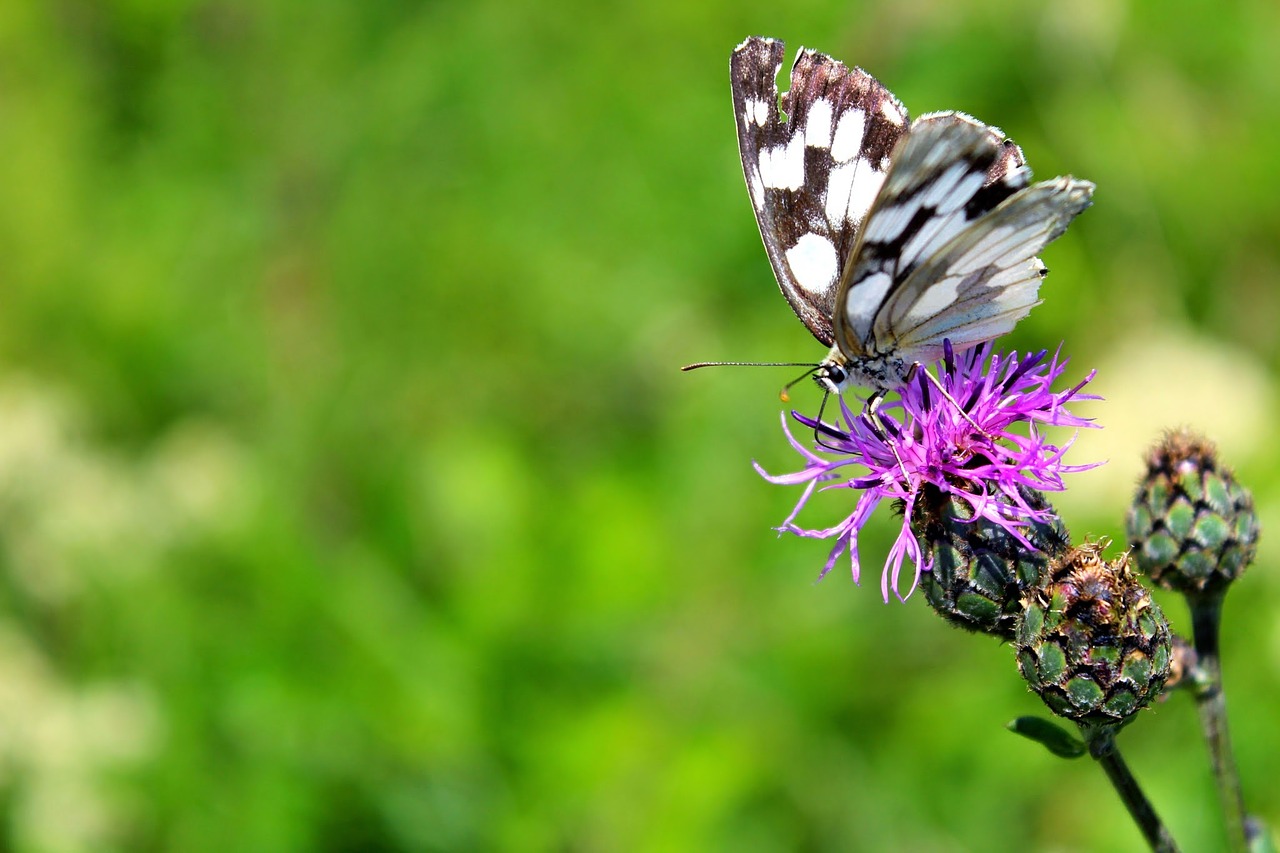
(1, 0), (1278, 850)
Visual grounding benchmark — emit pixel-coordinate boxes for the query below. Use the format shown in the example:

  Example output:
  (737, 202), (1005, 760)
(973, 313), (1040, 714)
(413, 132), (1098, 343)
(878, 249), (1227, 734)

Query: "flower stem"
(1187, 590), (1249, 853)
(1083, 726), (1180, 852)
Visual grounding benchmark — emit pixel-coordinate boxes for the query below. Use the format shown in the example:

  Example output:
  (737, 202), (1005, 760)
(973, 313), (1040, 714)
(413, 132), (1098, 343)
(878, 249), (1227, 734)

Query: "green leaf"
(1006, 716), (1087, 758)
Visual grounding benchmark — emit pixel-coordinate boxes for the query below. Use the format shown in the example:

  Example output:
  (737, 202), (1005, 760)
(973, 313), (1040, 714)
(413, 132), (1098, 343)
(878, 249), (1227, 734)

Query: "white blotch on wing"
(897, 173), (988, 268)
(937, 170), (986, 215)
(899, 213), (963, 270)
(830, 109), (867, 163)
(981, 261), (1039, 289)
(844, 270), (893, 340)
(785, 233), (838, 295)
(745, 98), (770, 126)
(899, 279), (961, 329)
(805, 98), (833, 147)
(864, 197), (919, 244)
(759, 134), (806, 190)
(825, 162), (856, 225)
(916, 163), (972, 212)
(848, 164), (885, 225)
(825, 159), (885, 226)
(988, 225), (1049, 269)
(880, 100), (906, 125)
(953, 222), (1044, 274)
(748, 170), (765, 206)
(992, 282), (1038, 307)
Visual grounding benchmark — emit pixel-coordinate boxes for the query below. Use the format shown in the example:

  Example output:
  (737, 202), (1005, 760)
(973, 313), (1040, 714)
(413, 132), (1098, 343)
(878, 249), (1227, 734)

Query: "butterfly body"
(813, 349), (910, 396)
(731, 37), (1094, 397)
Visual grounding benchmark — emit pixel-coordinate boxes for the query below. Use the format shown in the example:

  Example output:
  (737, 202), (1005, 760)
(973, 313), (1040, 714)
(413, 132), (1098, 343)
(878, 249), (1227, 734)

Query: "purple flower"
(755, 342), (1100, 602)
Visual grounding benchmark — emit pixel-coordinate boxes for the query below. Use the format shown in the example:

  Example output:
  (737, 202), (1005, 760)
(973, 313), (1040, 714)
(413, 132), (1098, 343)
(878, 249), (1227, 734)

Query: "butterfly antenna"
(678, 361), (823, 404)
(778, 365), (822, 403)
(680, 361), (818, 371)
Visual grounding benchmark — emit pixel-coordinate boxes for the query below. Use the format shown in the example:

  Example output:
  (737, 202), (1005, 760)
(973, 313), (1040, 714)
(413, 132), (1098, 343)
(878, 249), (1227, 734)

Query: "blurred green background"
(1, 0), (1278, 850)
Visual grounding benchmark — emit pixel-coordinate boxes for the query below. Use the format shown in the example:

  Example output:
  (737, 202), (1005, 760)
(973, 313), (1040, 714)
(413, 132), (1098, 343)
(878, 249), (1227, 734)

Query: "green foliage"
(0, 0), (1277, 850)
(1008, 716), (1087, 759)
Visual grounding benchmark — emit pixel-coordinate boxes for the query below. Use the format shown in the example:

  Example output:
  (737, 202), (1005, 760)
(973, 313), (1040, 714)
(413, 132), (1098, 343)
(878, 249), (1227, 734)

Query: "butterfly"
(726, 36), (1094, 399)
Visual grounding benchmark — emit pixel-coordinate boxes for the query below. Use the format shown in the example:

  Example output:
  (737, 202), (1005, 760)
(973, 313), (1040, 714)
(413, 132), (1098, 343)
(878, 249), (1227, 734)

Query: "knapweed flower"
(755, 341), (1099, 601)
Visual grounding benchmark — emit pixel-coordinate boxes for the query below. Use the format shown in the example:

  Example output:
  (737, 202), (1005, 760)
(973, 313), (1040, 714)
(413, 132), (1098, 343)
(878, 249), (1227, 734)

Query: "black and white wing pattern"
(832, 113), (1093, 368)
(731, 36), (1094, 394)
(730, 36), (908, 347)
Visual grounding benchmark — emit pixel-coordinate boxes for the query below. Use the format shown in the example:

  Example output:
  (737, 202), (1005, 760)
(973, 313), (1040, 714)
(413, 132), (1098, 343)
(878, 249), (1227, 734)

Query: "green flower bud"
(1126, 429), (1259, 595)
(914, 484), (1070, 640)
(1016, 544), (1172, 727)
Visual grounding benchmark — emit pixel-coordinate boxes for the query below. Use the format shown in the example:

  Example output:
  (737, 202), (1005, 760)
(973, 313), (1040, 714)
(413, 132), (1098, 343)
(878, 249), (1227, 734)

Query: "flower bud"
(1016, 544), (1172, 727)
(1126, 429), (1259, 595)
(913, 484), (1070, 639)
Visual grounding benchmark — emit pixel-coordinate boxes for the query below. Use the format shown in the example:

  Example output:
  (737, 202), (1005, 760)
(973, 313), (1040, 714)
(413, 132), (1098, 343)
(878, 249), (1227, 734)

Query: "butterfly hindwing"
(831, 113), (1034, 358)
(731, 36), (908, 347)
(878, 174), (1095, 361)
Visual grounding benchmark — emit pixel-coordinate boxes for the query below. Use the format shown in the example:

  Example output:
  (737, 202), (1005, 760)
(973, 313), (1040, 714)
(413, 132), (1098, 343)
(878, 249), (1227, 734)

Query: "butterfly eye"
(814, 364), (847, 395)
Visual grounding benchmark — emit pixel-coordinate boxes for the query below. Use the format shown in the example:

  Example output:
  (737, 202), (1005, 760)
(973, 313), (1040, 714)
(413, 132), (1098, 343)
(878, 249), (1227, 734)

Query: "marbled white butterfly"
(726, 36), (1094, 398)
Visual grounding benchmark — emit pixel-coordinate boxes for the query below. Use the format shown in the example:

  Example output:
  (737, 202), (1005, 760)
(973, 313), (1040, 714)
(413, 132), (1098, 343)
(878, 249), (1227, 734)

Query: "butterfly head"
(813, 361), (849, 395)
(811, 350), (917, 402)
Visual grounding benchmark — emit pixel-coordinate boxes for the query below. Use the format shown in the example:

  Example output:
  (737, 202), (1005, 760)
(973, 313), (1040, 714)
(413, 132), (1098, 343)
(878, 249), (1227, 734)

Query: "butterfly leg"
(862, 391), (912, 483)
(811, 390), (849, 453)
(809, 388), (910, 484)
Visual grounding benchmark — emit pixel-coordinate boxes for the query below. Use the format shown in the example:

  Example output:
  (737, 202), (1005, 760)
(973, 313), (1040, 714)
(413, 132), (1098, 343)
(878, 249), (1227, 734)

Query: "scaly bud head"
(914, 484), (1070, 640)
(1016, 544), (1172, 728)
(1126, 429), (1259, 595)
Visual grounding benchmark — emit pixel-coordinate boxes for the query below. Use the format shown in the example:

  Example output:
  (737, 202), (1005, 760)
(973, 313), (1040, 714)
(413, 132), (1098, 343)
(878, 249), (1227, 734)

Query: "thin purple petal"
(759, 341), (1101, 602)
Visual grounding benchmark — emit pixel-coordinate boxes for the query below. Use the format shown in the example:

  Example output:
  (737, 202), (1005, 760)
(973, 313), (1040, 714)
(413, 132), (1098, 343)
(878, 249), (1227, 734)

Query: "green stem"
(1187, 590), (1249, 853)
(1083, 726), (1180, 852)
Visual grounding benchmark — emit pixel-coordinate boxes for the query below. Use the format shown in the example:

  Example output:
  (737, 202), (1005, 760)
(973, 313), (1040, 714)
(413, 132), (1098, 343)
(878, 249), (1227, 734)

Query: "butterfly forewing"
(731, 36), (908, 347)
